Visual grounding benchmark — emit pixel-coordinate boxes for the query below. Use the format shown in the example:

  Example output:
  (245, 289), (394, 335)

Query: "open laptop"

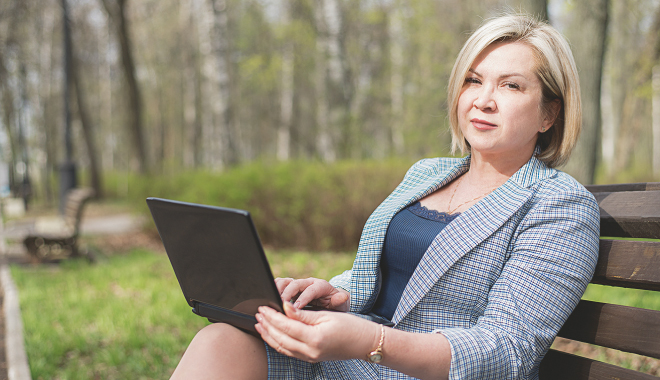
(146, 197), (283, 335)
(147, 197), (394, 332)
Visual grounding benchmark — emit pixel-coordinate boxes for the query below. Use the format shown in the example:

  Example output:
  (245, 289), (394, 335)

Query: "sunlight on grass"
(11, 249), (355, 380)
(15, 248), (660, 379)
(582, 283), (660, 311)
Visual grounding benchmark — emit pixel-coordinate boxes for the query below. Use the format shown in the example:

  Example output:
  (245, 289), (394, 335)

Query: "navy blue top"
(371, 202), (460, 320)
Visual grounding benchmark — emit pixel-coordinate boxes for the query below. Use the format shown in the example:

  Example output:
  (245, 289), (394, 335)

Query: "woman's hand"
(255, 303), (380, 363)
(275, 277), (350, 311)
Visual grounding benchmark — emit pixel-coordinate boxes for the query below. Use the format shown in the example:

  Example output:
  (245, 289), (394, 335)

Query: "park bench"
(539, 182), (660, 379)
(23, 187), (95, 262)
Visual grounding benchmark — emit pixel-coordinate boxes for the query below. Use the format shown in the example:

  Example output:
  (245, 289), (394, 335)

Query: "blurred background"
(3, 1), (660, 378)
(1, 0), (659, 212)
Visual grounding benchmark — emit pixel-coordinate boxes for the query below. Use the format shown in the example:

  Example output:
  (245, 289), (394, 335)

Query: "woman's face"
(457, 41), (555, 161)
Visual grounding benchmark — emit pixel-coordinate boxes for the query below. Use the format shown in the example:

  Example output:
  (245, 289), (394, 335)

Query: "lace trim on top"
(407, 202), (460, 223)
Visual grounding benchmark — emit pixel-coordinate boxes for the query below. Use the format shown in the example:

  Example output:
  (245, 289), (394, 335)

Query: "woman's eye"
(504, 82), (520, 90)
(465, 77), (481, 85)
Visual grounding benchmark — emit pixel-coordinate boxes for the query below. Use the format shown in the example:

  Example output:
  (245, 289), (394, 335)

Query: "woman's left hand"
(255, 303), (380, 363)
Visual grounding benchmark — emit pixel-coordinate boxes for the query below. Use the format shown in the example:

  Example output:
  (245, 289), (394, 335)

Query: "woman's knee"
(192, 323), (258, 350)
(172, 323), (268, 380)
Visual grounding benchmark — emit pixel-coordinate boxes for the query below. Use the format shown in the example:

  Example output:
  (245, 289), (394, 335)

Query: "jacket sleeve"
(329, 270), (352, 293)
(438, 188), (600, 379)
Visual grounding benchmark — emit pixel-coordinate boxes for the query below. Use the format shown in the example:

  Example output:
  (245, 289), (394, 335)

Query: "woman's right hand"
(275, 277), (350, 311)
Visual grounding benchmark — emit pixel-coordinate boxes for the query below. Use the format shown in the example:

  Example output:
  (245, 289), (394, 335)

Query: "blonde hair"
(447, 14), (581, 168)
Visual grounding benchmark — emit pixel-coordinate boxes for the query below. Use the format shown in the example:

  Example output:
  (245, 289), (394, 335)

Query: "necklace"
(447, 174), (498, 214)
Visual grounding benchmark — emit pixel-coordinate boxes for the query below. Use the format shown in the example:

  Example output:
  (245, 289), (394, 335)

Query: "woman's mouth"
(471, 118), (497, 130)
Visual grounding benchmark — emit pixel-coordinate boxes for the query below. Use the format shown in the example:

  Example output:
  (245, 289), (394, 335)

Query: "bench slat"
(592, 239), (660, 291)
(539, 349), (658, 380)
(556, 300), (660, 359)
(586, 182), (660, 193)
(592, 191), (660, 238)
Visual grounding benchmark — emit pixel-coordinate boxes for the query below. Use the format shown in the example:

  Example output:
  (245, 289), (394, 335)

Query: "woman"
(171, 14), (600, 380)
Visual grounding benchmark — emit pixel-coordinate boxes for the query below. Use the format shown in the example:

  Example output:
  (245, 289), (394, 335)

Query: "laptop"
(146, 197), (283, 335)
(147, 197), (395, 332)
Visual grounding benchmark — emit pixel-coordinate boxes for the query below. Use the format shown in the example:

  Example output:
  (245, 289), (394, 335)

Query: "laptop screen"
(147, 198), (283, 316)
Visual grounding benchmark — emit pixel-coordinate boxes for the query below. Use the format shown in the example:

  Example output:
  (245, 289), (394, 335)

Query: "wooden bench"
(539, 182), (660, 379)
(23, 187), (95, 262)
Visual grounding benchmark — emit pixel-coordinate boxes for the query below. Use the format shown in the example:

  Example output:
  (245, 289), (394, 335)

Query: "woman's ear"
(541, 100), (561, 132)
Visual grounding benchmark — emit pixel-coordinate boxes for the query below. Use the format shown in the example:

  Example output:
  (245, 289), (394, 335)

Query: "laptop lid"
(146, 197), (283, 332)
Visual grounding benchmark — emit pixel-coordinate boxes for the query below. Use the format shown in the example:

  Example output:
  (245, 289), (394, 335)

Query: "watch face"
(368, 353), (383, 363)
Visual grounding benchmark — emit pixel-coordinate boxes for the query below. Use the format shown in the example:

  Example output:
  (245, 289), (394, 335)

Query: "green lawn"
(11, 249), (354, 380)
(11, 250), (660, 379)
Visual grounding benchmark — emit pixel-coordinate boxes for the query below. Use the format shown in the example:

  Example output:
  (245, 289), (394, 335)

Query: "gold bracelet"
(367, 324), (385, 363)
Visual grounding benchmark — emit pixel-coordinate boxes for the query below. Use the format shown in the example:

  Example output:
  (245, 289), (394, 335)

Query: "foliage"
(12, 249), (660, 379)
(11, 249), (355, 379)
(103, 160), (414, 251)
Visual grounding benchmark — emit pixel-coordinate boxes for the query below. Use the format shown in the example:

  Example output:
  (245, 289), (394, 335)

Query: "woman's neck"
(466, 148), (534, 187)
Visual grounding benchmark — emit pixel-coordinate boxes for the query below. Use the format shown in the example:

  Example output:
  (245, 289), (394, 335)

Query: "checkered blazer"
(265, 154), (600, 380)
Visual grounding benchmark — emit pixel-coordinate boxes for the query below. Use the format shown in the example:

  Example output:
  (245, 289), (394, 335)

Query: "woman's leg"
(170, 323), (268, 380)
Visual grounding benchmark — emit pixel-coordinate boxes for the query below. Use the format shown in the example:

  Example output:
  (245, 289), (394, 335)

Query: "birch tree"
(208, 0), (240, 166)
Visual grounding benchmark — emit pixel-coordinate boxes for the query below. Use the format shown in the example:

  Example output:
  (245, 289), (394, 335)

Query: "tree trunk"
(616, 3), (660, 173)
(180, 0), (203, 168)
(314, 0), (337, 162)
(100, 0), (148, 173)
(389, 5), (404, 155)
(69, 43), (103, 198)
(278, 0), (293, 161)
(563, 0), (609, 184)
(208, 0), (239, 166)
(601, 0), (640, 177)
(0, 56), (19, 187)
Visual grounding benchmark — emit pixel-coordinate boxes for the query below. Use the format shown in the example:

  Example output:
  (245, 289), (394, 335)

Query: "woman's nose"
(473, 87), (497, 111)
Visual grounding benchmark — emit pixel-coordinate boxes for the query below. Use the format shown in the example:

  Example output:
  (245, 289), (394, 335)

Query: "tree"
(100, 0), (149, 173)
(278, 0), (294, 161)
(69, 39), (103, 198)
(563, 0), (609, 184)
(208, 0), (240, 167)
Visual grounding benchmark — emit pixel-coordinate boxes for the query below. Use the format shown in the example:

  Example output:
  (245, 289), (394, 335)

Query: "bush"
(104, 160), (413, 252)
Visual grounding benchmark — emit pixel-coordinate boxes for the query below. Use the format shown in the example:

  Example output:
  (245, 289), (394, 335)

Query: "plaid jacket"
(266, 154), (600, 380)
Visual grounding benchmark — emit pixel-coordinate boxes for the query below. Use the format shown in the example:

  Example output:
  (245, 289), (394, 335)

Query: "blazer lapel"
(392, 154), (553, 324)
(350, 157), (470, 313)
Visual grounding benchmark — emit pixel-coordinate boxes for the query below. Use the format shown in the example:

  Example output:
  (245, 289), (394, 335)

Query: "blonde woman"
(171, 14), (599, 380)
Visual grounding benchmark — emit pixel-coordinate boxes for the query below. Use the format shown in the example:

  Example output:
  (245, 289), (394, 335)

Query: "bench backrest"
(63, 187), (95, 235)
(539, 182), (660, 379)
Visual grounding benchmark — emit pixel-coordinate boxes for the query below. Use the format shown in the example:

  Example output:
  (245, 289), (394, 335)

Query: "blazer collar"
(391, 152), (556, 323)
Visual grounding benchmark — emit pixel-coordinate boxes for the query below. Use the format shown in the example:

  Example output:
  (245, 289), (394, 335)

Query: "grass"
(583, 283), (660, 311)
(11, 249), (660, 379)
(11, 249), (354, 380)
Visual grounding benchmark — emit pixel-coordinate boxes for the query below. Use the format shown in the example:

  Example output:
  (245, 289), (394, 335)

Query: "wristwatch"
(367, 324), (385, 363)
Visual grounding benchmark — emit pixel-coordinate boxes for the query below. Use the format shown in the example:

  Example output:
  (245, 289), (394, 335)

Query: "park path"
(0, 207), (146, 380)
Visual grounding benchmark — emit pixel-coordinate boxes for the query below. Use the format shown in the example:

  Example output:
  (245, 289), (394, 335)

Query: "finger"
(283, 302), (325, 325)
(292, 282), (325, 309)
(261, 305), (317, 342)
(274, 277), (293, 294)
(257, 307), (318, 361)
(280, 278), (314, 303)
(329, 291), (350, 311)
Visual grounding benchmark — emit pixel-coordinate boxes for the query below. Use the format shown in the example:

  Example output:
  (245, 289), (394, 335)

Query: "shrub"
(104, 160), (413, 252)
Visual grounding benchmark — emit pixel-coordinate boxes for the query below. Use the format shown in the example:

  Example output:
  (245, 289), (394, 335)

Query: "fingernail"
(293, 301), (301, 309)
(256, 313), (263, 322)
